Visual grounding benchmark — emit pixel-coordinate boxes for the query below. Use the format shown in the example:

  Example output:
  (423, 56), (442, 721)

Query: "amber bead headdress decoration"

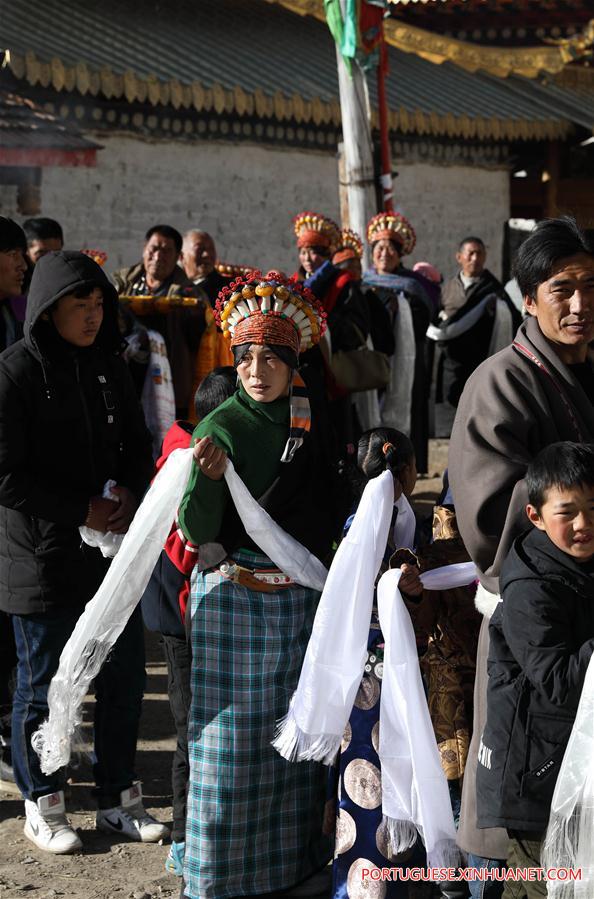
(80, 249), (108, 267)
(215, 261), (254, 278)
(214, 270), (327, 357)
(293, 211), (341, 252)
(333, 228), (364, 265)
(367, 212), (416, 256)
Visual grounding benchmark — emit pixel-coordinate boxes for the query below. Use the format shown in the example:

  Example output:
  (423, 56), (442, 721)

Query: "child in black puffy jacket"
(477, 441), (594, 897)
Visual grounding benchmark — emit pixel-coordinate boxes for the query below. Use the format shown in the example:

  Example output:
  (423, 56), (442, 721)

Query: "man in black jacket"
(0, 251), (167, 853)
(477, 442), (594, 897)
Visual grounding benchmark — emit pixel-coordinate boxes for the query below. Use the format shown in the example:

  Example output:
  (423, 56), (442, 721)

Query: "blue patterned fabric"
(329, 509), (427, 899)
(184, 549), (331, 899)
(329, 631), (427, 899)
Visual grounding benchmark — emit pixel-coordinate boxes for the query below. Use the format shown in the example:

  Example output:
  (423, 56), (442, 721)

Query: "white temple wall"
(31, 134), (509, 279)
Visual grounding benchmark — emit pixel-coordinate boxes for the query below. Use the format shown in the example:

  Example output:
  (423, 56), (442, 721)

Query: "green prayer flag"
(324, 0), (360, 73)
(324, 0), (344, 48)
(341, 0), (359, 59)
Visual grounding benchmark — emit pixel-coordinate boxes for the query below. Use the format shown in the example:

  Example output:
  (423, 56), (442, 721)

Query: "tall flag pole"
(376, 30), (394, 211)
(325, 0), (393, 259)
(326, 0), (376, 269)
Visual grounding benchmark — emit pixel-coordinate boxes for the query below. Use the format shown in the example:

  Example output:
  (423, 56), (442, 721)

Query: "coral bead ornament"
(214, 270), (326, 356)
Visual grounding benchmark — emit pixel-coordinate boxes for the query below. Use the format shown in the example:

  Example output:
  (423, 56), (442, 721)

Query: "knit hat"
(332, 228), (364, 265)
(293, 211), (341, 252)
(367, 212), (416, 256)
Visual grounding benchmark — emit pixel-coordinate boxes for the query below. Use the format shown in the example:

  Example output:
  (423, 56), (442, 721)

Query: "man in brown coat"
(449, 217), (594, 897)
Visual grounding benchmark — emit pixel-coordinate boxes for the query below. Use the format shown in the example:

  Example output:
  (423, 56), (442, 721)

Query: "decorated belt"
(217, 560), (294, 592)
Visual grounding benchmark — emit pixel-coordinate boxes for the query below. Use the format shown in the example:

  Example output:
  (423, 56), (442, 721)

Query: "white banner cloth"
(381, 293), (415, 434)
(273, 470), (396, 762)
(273, 462), (476, 865)
(33, 452), (327, 775)
(224, 461), (327, 593)
(542, 652), (594, 898)
(377, 565), (474, 867)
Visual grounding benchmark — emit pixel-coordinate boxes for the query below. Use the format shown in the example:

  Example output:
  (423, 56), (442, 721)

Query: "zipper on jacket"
(74, 356), (98, 486)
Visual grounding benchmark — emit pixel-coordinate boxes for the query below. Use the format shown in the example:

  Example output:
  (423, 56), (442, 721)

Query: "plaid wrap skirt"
(184, 549), (331, 898)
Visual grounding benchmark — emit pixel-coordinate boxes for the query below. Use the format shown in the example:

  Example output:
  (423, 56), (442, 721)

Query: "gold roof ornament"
(383, 17), (594, 78)
(5, 0), (592, 147)
(264, 0), (594, 79)
(5, 48), (573, 142)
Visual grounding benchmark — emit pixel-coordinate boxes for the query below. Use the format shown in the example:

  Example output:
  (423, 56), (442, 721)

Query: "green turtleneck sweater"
(178, 384), (289, 545)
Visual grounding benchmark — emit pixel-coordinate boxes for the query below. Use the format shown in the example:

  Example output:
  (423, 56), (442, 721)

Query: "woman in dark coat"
(363, 213), (434, 475)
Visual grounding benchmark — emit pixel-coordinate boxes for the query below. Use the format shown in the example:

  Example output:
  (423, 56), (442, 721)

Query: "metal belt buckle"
(219, 561), (239, 581)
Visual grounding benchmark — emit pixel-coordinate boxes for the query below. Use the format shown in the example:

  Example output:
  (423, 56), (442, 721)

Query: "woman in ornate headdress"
(363, 213), (434, 475)
(293, 211), (341, 285)
(178, 271), (339, 899)
(292, 214), (391, 455)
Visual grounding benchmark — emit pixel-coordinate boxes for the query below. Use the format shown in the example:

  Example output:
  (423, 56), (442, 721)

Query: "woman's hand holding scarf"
(193, 436), (228, 481)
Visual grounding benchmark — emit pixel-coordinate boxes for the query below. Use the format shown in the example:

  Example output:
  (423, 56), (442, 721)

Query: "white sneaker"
(96, 784), (170, 843)
(24, 791), (82, 854)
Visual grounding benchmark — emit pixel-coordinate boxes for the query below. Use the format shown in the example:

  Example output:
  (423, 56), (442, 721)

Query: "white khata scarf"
(542, 653), (594, 898)
(33, 451), (328, 776)
(273, 470), (476, 867)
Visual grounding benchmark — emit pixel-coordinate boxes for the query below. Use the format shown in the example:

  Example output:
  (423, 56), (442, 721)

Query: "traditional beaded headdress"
(214, 270), (326, 357)
(293, 211), (341, 252)
(215, 271), (326, 463)
(333, 228), (364, 265)
(367, 212), (416, 256)
(80, 249), (108, 267)
(215, 260), (254, 278)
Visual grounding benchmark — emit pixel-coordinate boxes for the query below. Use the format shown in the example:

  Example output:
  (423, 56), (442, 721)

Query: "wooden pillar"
(335, 5), (376, 269)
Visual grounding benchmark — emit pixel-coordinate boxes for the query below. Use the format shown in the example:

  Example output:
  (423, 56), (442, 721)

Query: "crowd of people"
(0, 208), (593, 899)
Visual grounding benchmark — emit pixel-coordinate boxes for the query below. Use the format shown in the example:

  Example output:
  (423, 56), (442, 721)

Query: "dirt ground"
(0, 440), (450, 899)
(0, 637), (181, 899)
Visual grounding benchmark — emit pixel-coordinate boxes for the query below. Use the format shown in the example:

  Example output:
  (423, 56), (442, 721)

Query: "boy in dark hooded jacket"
(477, 442), (594, 897)
(0, 251), (167, 854)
